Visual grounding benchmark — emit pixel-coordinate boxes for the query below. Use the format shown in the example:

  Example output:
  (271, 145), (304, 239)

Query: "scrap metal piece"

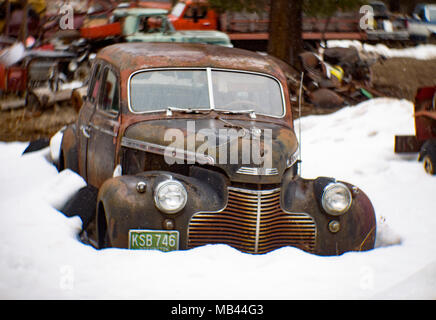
(27, 87), (73, 110)
(309, 88), (345, 109)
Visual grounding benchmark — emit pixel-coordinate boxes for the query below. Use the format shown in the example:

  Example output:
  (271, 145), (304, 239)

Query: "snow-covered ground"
(1, 97), (435, 300)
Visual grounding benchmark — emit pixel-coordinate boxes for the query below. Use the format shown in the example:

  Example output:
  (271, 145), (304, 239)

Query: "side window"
(88, 63), (102, 103)
(139, 16), (163, 33)
(100, 68), (119, 114)
(184, 5), (208, 19)
(198, 6), (208, 19)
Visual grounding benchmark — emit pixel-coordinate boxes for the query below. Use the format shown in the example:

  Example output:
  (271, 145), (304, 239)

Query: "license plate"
(128, 229), (179, 252)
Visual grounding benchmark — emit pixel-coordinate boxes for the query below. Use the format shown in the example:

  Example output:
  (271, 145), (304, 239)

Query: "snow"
(1, 97), (436, 299)
(327, 41), (436, 60)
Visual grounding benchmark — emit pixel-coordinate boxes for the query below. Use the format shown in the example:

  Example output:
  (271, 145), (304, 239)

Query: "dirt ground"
(1, 57), (436, 142)
(371, 57), (436, 101)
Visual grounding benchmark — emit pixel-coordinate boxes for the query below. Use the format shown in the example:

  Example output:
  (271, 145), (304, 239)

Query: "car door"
(85, 64), (121, 188)
(77, 62), (103, 179)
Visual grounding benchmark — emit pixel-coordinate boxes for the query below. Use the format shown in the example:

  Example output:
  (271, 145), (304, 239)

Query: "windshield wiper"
(165, 107), (257, 119)
(165, 107), (212, 116)
(215, 109), (257, 119)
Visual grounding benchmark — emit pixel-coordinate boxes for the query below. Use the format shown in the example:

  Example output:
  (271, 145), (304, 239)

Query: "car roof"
(97, 42), (286, 82)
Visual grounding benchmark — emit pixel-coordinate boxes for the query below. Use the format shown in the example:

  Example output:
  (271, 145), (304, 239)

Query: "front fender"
(96, 168), (227, 248)
(60, 124), (79, 173)
(281, 170), (376, 256)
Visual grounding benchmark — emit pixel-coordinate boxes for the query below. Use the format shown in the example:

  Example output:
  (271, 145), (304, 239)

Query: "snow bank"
(1, 98), (435, 299)
(327, 40), (436, 60)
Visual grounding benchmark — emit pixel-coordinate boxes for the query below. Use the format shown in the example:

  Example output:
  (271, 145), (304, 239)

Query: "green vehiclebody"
(114, 8), (233, 47)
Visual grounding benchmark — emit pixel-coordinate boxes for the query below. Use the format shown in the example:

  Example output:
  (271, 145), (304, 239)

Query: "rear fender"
(60, 124), (79, 173)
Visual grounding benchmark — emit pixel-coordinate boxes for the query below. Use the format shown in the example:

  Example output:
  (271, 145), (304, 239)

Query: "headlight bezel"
(321, 182), (352, 216)
(154, 179), (188, 214)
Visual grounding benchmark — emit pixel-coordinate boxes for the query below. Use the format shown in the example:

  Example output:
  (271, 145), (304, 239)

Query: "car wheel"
(419, 140), (436, 175)
(57, 151), (65, 171)
(423, 154), (435, 175)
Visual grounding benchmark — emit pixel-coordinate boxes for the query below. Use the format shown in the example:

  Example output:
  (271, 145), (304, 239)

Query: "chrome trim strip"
(90, 123), (117, 137)
(121, 137), (215, 165)
(127, 67), (286, 118)
(236, 167), (279, 176)
(206, 67), (215, 110)
(227, 186), (281, 195)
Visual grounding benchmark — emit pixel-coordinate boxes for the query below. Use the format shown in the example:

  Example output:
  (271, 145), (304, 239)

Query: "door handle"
(202, 22), (210, 26)
(81, 125), (91, 139)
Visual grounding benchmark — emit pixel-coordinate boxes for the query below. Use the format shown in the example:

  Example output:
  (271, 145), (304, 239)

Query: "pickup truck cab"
(168, 0), (218, 30)
(113, 8), (232, 47)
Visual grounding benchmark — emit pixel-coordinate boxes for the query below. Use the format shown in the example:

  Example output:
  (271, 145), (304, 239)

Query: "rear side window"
(88, 64), (102, 103)
(101, 68), (119, 114)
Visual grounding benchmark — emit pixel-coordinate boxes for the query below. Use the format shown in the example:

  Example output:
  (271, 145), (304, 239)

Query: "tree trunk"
(267, 0), (304, 69)
(388, 0), (400, 13)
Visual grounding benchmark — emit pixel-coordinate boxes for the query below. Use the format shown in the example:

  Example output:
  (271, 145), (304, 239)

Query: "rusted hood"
(122, 118), (298, 184)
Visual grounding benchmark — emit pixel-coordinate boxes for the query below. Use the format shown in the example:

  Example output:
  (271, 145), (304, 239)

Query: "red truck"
(166, 0), (411, 50)
(395, 87), (436, 175)
(168, 0), (365, 44)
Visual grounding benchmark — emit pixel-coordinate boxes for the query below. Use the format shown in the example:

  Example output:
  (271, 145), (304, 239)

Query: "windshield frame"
(171, 2), (186, 18)
(127, 67), (286, 118)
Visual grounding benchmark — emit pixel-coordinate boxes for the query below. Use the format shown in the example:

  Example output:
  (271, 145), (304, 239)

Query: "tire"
(97, 203), (112, 249)
(22, 138), (50, 154)
(419, 140), (436, 175)
(423, 154), (436, 175)
(57, 151), (65, 172)
(61, 185), (98, 228)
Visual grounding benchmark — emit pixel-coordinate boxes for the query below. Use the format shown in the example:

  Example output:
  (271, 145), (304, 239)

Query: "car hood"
(122, 118), (298, 184)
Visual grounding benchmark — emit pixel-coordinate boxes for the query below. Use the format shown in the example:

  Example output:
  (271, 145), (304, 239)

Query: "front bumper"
(93, 168), (376, 256)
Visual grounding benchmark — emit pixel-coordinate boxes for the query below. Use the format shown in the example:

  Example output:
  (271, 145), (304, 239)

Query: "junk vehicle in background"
(79, 8), (232, 47)
(56, 42), (376, 256)
(395, 86), (436, 175)
(0, 41), (76, 111)
(165, 0), (409, 50)
(406, 3), (436, 42)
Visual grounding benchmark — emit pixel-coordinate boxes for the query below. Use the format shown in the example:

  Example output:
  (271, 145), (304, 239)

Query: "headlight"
(154, 180), (187, 214)
(321, 182), (352, 216)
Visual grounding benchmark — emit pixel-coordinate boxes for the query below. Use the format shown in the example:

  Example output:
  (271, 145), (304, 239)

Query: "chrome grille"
(188, 187), (316, 254)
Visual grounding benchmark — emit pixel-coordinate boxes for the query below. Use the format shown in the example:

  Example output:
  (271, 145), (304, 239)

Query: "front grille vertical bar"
(254, 192), (261, 253)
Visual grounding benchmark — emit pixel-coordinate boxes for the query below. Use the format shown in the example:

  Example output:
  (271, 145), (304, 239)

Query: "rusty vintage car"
(58, 42), (376, 255)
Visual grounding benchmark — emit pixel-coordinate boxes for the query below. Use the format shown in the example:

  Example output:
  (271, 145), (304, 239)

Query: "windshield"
(129, 69), (285, 117)
(171, 3), (186, 17)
